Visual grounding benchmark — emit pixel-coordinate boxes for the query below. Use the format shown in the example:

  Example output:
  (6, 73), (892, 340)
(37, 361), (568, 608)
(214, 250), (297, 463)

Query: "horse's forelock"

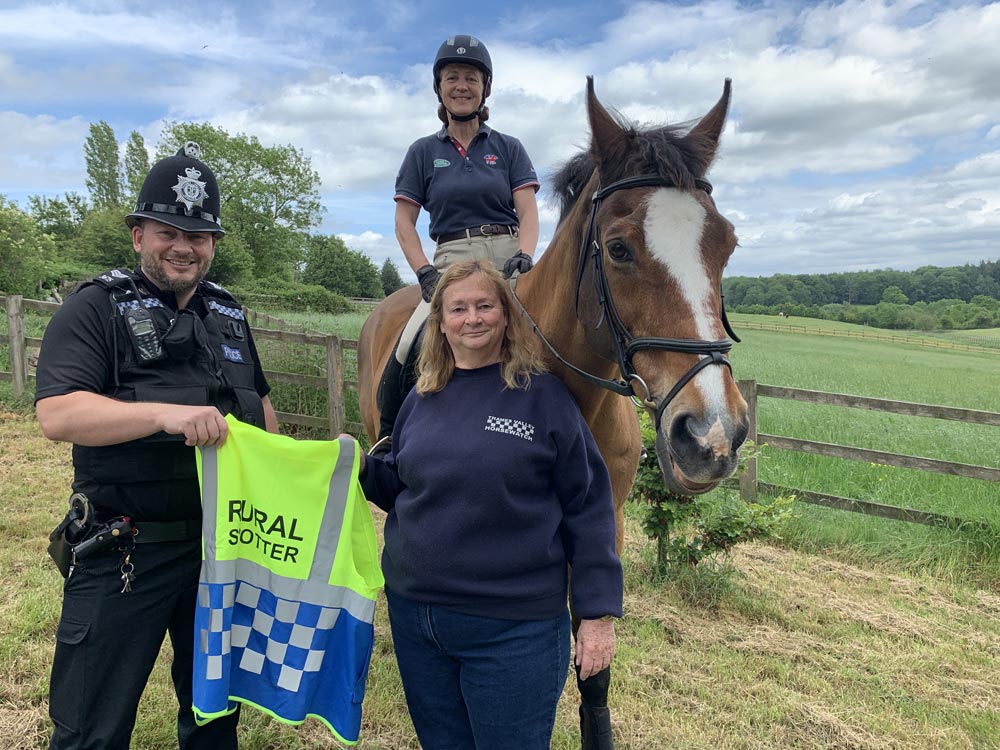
(552, 152), (595, 221)
(604, 121), (702, 187)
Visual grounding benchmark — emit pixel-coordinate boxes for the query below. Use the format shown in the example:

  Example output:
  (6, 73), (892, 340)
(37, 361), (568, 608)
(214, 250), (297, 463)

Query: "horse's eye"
(606, 240), (631, 262)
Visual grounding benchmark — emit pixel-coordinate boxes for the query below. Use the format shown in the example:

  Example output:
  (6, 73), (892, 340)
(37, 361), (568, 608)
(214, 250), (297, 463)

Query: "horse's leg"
(574, 410), (635, 750)
(575, 652), (614, 750)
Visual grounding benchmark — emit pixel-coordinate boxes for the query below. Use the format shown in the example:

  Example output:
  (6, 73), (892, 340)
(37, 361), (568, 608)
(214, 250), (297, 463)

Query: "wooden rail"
(6, 293), (998, 525)
(2, 294), (362, 438)
(737, 380), (999, 528)
(735, 319), (999, 353)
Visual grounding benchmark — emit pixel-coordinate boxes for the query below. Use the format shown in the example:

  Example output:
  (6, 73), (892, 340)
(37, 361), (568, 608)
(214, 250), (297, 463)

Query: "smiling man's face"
(132, 219), (216, 304)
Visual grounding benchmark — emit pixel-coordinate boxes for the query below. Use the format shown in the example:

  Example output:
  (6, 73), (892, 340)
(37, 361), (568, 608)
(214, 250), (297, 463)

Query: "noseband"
(512, 174), (740, 431)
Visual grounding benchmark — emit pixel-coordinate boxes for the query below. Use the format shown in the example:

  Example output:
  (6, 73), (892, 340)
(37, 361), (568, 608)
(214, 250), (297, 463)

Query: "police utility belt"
(47, 493), (200, 578)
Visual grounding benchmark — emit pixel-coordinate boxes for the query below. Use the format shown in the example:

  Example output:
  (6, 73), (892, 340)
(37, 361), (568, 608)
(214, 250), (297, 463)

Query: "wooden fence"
(5, 294), (998, 527)
(736, 379), (1000, 527)
(2, 294), (362, 437)
(735, 319), (1000, 353)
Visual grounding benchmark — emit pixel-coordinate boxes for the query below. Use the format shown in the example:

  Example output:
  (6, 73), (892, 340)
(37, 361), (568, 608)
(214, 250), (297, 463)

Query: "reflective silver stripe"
(309, 440), (355, 583)
(207, 558), (375, 623)
(201, 445), (220, 564)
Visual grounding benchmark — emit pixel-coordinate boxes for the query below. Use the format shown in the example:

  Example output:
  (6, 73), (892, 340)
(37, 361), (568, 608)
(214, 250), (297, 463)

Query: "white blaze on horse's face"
(643, 188), (727, 411)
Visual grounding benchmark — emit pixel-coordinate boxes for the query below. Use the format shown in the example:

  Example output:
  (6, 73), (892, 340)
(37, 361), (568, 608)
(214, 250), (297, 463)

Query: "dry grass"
(2, 410), (998, 749)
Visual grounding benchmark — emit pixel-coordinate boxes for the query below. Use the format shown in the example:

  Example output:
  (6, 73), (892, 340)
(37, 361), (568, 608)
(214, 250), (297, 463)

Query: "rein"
(511, 174), (740, 431)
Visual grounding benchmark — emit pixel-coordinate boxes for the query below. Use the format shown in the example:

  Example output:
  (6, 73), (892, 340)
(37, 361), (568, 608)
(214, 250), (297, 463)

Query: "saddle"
(377, 321), (426, 409)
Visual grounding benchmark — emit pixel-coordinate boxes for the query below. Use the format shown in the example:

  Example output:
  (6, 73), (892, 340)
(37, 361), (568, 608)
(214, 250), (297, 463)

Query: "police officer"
(35, 142), (279, 750)
(374, 34), (541, 455)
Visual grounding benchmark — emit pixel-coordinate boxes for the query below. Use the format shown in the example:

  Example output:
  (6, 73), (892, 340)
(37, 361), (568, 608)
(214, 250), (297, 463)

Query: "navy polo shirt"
(394, 125), (539, 242)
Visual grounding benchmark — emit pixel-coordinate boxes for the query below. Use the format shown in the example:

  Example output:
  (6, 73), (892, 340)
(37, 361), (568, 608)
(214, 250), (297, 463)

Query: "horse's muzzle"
(654, 412), (749, 494)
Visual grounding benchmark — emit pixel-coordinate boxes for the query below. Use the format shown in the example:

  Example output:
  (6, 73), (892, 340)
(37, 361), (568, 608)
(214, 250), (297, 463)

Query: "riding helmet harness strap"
(511, 174), (740, 431)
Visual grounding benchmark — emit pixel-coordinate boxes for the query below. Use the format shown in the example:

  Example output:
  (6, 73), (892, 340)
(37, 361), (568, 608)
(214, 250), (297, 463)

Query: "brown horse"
(358, 77), (749, 749)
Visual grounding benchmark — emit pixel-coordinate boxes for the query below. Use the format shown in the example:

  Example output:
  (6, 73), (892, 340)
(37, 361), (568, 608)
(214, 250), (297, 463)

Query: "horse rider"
(373, 33), (541, 456)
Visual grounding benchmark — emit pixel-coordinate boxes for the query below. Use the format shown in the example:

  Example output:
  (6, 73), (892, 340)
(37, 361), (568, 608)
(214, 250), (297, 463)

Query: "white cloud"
(0, 0), (998, 279)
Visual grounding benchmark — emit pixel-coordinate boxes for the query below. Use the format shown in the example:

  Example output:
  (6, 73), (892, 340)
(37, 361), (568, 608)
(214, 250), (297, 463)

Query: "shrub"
(629, 410), (794, 571)
(230, 278), (352, 314)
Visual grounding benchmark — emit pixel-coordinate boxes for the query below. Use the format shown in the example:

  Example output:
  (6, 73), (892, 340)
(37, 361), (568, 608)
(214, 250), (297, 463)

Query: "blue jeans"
(385, 588), (570, 750)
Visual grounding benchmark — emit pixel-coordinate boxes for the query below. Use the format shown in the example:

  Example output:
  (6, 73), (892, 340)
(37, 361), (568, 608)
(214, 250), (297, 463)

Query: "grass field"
(257, 308), (1000, 585)
(2, 308), (999, 747)
(2, 411), (999, 750)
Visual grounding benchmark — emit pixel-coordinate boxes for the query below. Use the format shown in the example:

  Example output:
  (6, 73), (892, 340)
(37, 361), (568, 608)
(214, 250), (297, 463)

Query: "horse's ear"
(682, 78), (731, 174)
(586, 76), (625, 166)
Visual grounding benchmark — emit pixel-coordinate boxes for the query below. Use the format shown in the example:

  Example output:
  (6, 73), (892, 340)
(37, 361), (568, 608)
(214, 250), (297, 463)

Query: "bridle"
(511, 174), (740, 431)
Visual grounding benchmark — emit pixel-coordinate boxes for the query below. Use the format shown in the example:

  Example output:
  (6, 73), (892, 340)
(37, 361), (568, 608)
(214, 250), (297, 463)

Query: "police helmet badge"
(172, 167), (209, 211)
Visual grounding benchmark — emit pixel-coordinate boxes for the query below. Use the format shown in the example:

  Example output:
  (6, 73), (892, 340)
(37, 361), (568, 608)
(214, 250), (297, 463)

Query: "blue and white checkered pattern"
(207, 299), (245, 320)
(115, 297), (165, 315)
(198, 581), (341, 693)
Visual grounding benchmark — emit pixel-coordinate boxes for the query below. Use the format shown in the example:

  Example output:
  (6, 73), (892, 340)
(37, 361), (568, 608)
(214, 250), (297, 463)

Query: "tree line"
(723, 262), (1000, 330)
(0, 121), (405, 311)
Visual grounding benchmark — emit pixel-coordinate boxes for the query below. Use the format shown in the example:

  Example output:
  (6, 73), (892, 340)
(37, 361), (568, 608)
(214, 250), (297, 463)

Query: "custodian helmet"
(125, 141), (224, 234)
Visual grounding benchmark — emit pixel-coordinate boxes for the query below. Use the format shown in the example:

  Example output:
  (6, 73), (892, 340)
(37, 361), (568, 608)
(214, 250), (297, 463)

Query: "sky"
(1, 0), (998, 282)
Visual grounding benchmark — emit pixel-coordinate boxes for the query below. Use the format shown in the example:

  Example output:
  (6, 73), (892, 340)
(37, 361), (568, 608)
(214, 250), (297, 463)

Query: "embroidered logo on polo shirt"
(483, 154), (498, 166)
(433, 159), (450, 168)
(485, 416), (535, 442)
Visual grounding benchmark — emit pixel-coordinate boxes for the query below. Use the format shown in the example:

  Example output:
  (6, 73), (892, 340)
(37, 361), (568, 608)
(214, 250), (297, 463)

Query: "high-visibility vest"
(194, 415), (384, 745)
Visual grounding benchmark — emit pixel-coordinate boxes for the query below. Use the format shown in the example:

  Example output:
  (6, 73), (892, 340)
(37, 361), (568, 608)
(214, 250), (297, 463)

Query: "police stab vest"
(194, 415), (383, 745)
(73, 268), (266, 484)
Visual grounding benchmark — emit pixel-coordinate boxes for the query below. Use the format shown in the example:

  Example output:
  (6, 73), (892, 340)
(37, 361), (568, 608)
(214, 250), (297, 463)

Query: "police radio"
(124, 280), (166, 363)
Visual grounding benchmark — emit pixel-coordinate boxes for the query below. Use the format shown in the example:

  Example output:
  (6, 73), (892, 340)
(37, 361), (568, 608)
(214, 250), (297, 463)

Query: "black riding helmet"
(125, 141), (224, 234)
(433, 35), (492, 122)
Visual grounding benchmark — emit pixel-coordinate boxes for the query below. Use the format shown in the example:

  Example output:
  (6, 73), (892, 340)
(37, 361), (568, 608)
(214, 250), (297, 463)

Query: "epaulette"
(200, 279), (239, 304)
(200, 280), (246, 321)
(79, 269), (164, 317)
(87, 268), (143, 291)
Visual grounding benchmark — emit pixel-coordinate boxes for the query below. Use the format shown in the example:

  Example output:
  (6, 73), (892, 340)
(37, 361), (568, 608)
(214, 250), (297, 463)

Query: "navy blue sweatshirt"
(361, 364), (623, 621)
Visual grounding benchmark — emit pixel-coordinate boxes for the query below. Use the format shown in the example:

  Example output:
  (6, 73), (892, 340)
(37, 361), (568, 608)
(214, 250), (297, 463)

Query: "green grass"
(725, 322), (1000, 586)
(3, 413), (1000, 749)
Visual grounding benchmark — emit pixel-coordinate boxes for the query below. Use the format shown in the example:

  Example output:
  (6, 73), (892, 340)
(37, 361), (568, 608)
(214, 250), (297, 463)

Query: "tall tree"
(158, 122), (323, 280)
(380, 258), (405, 296)
(303, 235), (382, 298)
(28, 192), (89, 242)
(123, 131), (150, 206)
(84, 121), (123, 209)
(76, 207), (135, 270)
(0, 196), (56, 295)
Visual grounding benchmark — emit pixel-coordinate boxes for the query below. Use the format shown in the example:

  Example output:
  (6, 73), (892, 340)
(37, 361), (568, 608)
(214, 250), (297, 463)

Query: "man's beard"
(141, 256), (211, 295)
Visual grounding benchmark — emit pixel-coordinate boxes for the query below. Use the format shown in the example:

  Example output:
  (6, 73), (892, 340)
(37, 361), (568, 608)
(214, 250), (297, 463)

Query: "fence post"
(6, 295), (27, 398)
(737, 379), (758, 501)
(326, 335), (345, 437)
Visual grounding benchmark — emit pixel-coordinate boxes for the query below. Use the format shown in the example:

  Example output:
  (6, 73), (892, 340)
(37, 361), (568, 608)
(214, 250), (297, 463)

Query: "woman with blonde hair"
(359, 260), (623, 750)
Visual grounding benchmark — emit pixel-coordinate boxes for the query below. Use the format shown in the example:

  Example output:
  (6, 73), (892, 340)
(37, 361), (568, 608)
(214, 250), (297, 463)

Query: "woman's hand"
(575, 618), (616, 680)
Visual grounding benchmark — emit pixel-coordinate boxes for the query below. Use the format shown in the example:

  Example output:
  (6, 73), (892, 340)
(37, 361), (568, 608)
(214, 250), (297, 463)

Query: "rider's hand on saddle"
(417, 265), (441, 302)
(502, 251), (533, 279)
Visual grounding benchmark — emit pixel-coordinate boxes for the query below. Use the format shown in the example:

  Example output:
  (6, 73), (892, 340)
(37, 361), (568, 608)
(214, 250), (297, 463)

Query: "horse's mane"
(552, 110), (704, 221)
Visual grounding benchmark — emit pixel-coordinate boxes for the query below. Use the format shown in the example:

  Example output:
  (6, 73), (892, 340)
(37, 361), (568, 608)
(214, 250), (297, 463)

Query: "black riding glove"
(502, 251), (533, 279)
(416, 265), (441, 302)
